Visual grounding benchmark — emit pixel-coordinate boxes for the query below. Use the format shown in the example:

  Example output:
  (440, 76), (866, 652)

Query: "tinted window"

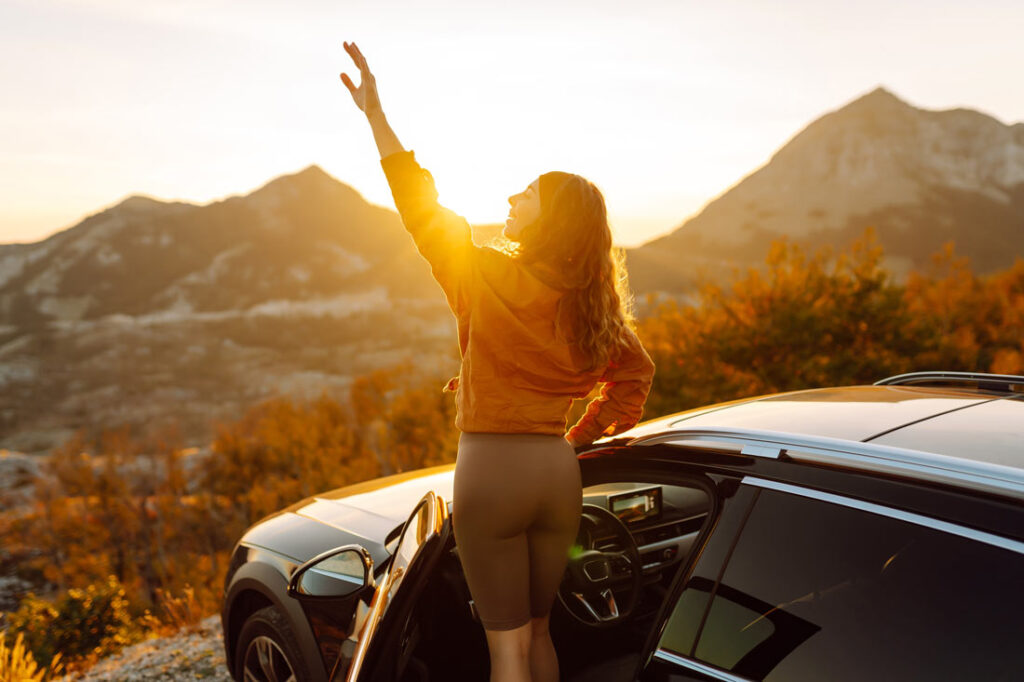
(659, 487), (1024, 681)
(655, 485), (759, 659)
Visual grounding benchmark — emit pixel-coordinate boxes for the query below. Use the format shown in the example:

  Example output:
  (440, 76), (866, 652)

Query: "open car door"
(336, 490), (451, 682)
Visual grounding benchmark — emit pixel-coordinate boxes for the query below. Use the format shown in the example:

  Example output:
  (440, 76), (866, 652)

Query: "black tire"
(234, 605), (313, 682)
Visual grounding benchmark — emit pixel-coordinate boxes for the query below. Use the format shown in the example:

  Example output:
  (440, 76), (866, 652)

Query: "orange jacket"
(380, 150), (655, 444)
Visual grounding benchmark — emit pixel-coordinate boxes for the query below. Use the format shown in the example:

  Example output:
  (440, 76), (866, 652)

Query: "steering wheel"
(556, 504), (643, 627)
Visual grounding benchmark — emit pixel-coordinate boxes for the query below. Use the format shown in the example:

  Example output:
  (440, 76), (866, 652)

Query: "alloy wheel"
(243, 634), (297, 682)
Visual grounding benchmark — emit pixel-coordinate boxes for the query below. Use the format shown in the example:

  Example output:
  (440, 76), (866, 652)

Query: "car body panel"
(239, 511), (392, 569)
(581, 385), (996, 449)
(238, 465), (457, 568)
(607, 393), (787, 441)
(869, 395), (1024, 465)
(296, 501), (398, 550)
(294, 464), (456, 509)
(661, 386), (992, 442)
(325, 468), (454, 521)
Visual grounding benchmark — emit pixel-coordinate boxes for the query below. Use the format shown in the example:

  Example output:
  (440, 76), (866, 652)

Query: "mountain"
(0, 165), (444, 329)
(0, 166), (470, 454)
(627, 87), (1024, 293)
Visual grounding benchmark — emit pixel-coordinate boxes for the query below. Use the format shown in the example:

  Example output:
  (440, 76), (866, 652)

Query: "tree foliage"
(2, 366), (457, 668)
(638, 228), (1024, 417)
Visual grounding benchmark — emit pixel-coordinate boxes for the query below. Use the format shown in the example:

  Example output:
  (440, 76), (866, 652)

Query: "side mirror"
(287, 545), (374, 600)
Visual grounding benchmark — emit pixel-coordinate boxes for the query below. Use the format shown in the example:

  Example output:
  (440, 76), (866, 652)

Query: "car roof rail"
(874, 371), (1024, 393)
(626, 426), (1024, 501)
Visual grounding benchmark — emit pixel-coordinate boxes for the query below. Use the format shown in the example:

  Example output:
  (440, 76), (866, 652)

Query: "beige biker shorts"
(452, 431), (583, 631)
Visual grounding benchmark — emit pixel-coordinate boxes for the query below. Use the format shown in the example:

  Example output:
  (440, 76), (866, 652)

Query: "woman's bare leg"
(484, 622), (532, 682)
(529, 614), (559, 682)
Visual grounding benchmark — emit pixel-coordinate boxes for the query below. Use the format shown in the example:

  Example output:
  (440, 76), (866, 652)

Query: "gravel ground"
(60, 615), (233, 682)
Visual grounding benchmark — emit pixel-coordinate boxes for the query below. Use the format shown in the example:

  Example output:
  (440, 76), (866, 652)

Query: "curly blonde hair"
(504, 172), (635, 373)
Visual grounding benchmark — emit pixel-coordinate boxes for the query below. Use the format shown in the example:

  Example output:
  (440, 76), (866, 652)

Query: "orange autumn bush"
(637, 228), (1023, 417)
(2, 366), (458, 668)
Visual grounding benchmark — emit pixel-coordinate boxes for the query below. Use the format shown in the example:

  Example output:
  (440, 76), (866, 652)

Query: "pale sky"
(2, 0), (1023, 247)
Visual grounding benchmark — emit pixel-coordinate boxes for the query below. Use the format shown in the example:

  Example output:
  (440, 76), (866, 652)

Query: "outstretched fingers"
(348, 41), (373, 78)
(340, 40), (381, 115)
(339, 71), (355, 93)
(344, 41), (361, 70)
(340, 41), (364, 95)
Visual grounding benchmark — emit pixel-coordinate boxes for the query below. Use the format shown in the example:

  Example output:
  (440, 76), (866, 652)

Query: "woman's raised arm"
(340, 40), (479, 316)
(340, 41), (404, 160)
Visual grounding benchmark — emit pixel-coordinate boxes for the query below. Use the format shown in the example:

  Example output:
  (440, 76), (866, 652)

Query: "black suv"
(220, 371), (1024, 681)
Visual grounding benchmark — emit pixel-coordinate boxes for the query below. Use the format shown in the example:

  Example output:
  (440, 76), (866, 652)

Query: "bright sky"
(2, 0), (1022, 247)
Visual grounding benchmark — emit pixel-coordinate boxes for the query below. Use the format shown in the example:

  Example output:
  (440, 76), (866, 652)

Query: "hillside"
(627, 87), (1024, 293)
(0, 165), (442, 328)
(0, 167), (470, 453)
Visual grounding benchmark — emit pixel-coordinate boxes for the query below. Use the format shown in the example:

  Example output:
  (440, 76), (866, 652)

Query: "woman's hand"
(340, 41), (383, 118)
(341, 40), (404, 158)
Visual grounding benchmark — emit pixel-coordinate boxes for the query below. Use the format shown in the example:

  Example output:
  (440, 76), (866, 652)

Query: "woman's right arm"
(377, 150), (476, 314)
(340, 41), (475, 314)
(566, 328), (656, 447)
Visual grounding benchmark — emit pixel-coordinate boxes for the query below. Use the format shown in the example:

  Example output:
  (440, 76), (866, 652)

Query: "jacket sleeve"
(566, 328), (656, 446)
(380, 149), (475, 316)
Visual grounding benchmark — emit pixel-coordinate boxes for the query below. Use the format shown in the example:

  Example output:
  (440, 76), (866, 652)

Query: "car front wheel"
(235, 605), (312, 682)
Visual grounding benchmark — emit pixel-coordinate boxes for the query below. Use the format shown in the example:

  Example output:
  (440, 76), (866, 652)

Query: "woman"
(340, 41), (655, 682)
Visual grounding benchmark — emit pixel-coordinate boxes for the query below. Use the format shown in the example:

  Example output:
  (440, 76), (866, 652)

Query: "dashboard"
(582, 482), (709, 575)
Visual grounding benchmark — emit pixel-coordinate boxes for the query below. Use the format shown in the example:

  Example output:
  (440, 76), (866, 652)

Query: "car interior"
(392, 474), (715, 682)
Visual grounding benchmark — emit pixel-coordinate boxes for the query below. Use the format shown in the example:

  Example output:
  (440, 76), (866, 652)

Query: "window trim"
(742, 476), (1024, 555)
(652, 649), (755, 681)
(627, 426), (1024, 501)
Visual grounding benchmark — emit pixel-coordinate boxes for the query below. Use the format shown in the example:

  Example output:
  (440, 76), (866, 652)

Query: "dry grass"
(153, 585), (206, 635)
(0, 631), (63, 682)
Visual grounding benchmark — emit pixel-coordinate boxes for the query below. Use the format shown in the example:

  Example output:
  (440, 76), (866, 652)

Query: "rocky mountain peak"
(628, 87), (1024, 293)
(796, 85), (918, 147)
(114, 194), (170, 212)
(845, 85), (908, 111)
(244, 163), (364, 209)
(297, 163), (330, 178)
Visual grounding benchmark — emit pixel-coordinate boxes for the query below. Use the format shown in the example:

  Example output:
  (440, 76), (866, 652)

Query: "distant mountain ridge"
(0, 167), (467, 454)
(0, 165), (449, 329)
(5, 87), (1022, 322)
(627, 86), (1024, 293)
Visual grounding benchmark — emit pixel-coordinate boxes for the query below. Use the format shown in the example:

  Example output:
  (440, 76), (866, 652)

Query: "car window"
(387, 498), (435, 601)
(656, 486), (1024, 681)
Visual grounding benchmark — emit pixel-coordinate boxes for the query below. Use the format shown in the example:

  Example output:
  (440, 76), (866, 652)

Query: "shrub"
(638, 229), (919, 415)
(4, 575), (143, 671)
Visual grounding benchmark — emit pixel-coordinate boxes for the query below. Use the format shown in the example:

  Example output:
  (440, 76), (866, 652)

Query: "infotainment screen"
(608, 487), (662, 524)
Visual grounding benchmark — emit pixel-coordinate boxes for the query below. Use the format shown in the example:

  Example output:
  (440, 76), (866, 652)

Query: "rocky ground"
(60, 615), (232, 682)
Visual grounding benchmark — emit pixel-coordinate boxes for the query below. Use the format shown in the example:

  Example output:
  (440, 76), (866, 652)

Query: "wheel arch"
(223, 558), (329, 682)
